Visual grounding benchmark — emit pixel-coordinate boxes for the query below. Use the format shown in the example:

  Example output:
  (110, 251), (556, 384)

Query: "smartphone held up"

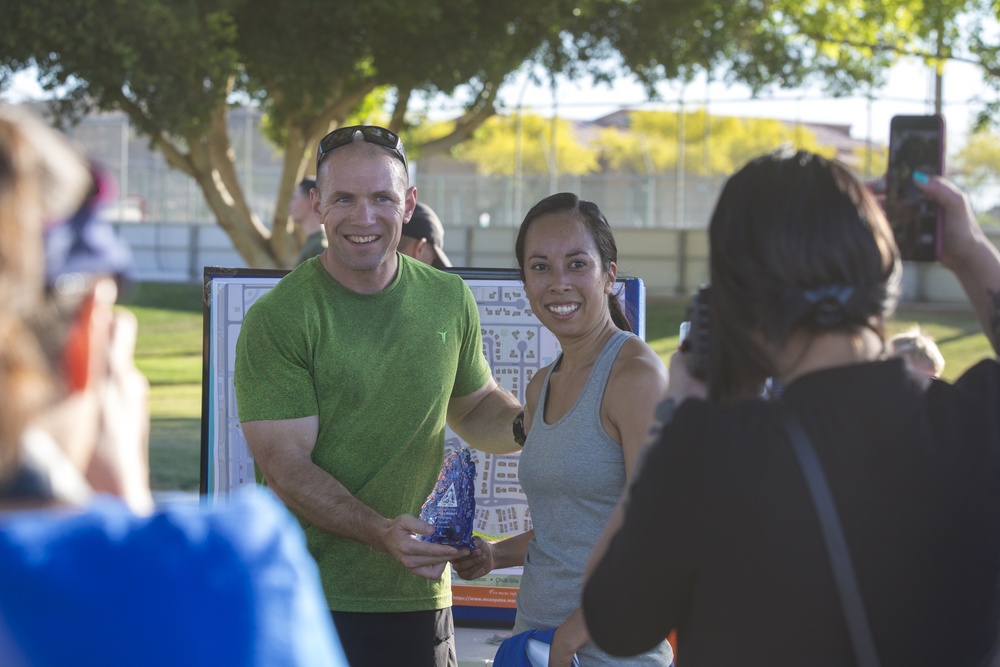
(885, 114), (945, 262)
(679, 285), (711, 382)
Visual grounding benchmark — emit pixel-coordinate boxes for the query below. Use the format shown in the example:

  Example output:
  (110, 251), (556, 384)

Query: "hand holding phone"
(885, 114), (945, 262)
(89, 306), (154, 514)
(679, 285), (711, 381)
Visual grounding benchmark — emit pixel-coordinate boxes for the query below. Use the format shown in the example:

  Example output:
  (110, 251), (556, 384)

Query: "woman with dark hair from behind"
(452, 193), (673, 666)
(583, 149), (1000, 665)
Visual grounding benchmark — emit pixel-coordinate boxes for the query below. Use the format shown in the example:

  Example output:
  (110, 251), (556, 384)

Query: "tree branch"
(418, 81), (499, 156)
(111, 90), (196, 177)
(207, 100), (254, 221)
(270, 121), (310, 267)
(796, 31), (995, 74)
(301, 81), (383, 161)
(186, 135), (277, 266)
(388, 86), (412, 133)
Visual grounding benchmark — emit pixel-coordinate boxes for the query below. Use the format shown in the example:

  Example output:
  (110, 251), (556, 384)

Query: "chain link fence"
(58, 104), (1000, 232)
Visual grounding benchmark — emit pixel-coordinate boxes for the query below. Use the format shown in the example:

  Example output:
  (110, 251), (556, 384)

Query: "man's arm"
(446, 378), (523, 455)
(242, 417), (466, 579)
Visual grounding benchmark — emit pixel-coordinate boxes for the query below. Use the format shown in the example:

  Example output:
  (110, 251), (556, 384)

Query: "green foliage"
(593, 110), (836, 175)
(456, 109), (840, 177)
(404, 119), (458, 160)
(545, 0), (961, 96)
(5, 0), (966, 154)
(453, 114), (599, 175)
(954, 129), (1000, 193)
(231, 0), (565, 135)
(852, 144), (888, 182)
(0, 0), (240, 135)
(6, 0), (995, 268)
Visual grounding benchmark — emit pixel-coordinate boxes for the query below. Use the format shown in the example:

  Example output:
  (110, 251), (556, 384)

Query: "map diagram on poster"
(204, 275), (280, 498)
(444, 281), (561, 541)
(203, 268), (644, 622)
(202, 271), (560, 544)
(203, 268), (643, 547)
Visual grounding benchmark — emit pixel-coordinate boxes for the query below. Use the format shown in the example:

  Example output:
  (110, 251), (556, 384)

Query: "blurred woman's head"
(0, 106), (90, 474)
(516, 192), (631, 333)
(707, 149), (900, 403)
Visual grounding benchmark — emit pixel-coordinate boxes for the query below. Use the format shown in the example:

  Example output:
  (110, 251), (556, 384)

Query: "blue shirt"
(0, 489), (347, 666)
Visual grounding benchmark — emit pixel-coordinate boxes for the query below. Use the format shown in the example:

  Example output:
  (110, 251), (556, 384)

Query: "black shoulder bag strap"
(776, 401), (881, 667)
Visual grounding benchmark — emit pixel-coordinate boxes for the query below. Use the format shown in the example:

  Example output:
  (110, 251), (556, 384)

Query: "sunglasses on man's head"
(315, 125), (408, 173)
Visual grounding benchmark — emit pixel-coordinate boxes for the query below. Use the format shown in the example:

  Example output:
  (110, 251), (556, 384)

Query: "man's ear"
(403, 186), (417, 223)
(310, 182), (322, 220)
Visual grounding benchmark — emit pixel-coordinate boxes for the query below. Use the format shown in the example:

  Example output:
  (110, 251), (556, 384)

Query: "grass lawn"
(120, 282), (204, 491)
(122, 282), (996, 492)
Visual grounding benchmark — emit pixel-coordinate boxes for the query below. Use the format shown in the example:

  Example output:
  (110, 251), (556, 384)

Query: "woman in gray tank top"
(452, 193), (673, 666)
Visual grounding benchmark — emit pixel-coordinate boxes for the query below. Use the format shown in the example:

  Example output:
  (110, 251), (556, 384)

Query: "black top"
(584, 358), (1000, 666)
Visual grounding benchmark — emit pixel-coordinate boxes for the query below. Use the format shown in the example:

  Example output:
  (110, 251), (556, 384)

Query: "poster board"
(200, 266), (646, 623)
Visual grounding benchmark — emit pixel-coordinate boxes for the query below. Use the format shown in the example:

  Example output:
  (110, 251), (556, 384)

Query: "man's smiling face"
(313, 139), (415, 294)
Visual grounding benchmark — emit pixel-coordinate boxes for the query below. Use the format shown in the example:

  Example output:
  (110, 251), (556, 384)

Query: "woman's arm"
(604, 339), (670, 478)
(450, 529), (533, 580)
(918, 175), (1000, 356)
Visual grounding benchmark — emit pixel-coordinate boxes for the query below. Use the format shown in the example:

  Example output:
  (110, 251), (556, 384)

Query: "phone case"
(886, 114), (945, 262)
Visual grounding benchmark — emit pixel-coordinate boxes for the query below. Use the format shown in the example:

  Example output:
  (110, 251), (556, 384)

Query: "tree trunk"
(115, 81), (492, 270)
(187, 130), (280, 269)
(269, 124), (310, 269)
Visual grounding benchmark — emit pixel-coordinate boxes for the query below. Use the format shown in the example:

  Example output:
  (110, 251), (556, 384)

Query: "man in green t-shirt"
(234, 126), (523, 667)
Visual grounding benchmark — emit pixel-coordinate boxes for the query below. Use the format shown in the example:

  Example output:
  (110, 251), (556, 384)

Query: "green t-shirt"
(234, 254), (492, 612)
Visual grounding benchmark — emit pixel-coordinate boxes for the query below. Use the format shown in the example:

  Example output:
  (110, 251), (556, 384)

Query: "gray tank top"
(514, 330), (673, 666)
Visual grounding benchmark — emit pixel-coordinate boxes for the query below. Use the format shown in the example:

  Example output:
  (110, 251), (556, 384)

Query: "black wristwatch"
(512, 410), (527, 447)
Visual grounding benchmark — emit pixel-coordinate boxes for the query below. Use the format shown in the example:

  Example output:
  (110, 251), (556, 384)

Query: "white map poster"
(202, 271), (285, 498)
(203, 268), (644, 529)
(443, 280), (561, 541)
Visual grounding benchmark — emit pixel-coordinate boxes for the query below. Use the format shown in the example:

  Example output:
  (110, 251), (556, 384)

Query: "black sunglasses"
(315, 125), (408, 173)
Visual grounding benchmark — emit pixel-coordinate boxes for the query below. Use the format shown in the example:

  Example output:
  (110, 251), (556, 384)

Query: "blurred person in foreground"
(0, 105), (346, 667)
(291, 177), (327, 266)
(583, 149), (1000, 666)
(398, 201), (452, 268)
(451, 193), (672, 666)
(234, 126), (522, 667)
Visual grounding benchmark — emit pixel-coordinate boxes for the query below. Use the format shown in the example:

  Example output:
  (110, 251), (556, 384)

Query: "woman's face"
(521, 211), (615, 338)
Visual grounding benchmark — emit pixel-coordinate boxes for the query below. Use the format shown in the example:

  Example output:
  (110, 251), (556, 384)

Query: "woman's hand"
(666, 350), (708, 403)
(450, 536), (495, 580)
(915, 173), (1000, 355)
(549, 609), (588, 667)
(86, 303), (154, 514)
(913, 173), (983, 271)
